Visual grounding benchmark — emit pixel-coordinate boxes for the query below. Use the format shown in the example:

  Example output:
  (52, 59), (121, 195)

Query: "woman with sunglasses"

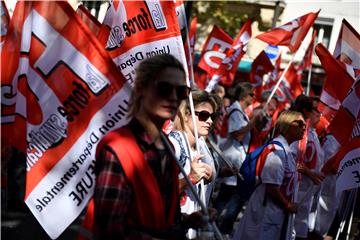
(168, 90), (220, 239)
(290, 95), (325, 239)
(233, 111), (306, 240)
(93, 54), (209, 239)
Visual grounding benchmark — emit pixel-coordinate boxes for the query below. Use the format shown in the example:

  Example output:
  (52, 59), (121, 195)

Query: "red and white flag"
(0, 0), (10, 45)
(333, 19), (360, 80)
(283, 63), (304, 100)
(1, 2), (127, 238)
(76, 4), (110, 47)
(205, 19), (252, 90)
(315, 43), (355, 121)
(256, 11), (319, 53)
(301, 29), (317, 70)
(328, 79), (360, 145)
(249, 50), (274, 101)
(197, 25), (233, 76)
(174, 0), (197, 84)
(321, 137), (360, 194)
(103, 0), (187, 85)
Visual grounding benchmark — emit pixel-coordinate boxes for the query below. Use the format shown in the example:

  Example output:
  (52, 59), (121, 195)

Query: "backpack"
(219, 108), (242, 138)
(237, 140), (286, 200)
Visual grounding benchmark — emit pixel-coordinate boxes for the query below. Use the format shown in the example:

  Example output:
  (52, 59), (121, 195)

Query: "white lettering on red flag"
(1, 2), (127, 238)
(197, 25), (232, 74)
(103, 0), (187, 85)
(256, 11), (319, 53)
(333, 19), (360, 79)
(249, 50), (274, 101)
(328, 79), (360, 145)
(315, 43), (355, 121)
(329, 137), (360, 194)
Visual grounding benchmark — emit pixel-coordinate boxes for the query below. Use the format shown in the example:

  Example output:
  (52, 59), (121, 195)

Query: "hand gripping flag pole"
(160, 132), (224, 240)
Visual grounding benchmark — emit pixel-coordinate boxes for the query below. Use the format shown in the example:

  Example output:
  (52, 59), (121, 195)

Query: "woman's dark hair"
(128, 54), (185, 117)
(228, 82), (253, 102)
(290, 94), (313, 118)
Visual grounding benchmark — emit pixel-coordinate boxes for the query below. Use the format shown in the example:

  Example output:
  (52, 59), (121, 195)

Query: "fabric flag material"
(103, 0), (187, 85)
(322, 137), (360, 194)
(333, 19), (360, 80)
(282, 63), (304, 101)
(205, 19), (252, 90)
(0, 0), (10, 44)
(197, 25), (233, 76)
(328, 79), (360, 145)
(249, 50), (274, 101)
(1, 2), (128, 238)
(76, 4), (110, 47)
(302, 29), (317, 70)
(256, 10), (319, 53)
(315, 43), (355, 120)
(174, 0), (196, 84)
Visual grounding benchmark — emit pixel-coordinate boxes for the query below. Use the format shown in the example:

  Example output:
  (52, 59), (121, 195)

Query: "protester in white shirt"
(215, 82), (263, 234)
(233, 111), (305, 240)
(290, 95), (326, 239)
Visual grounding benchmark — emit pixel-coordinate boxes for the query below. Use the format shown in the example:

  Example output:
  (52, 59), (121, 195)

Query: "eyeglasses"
(195, 111), (218, 122)
(291, 120), (306, 128)
(155, 81), (190, 100)
(248, 93), (254, 97)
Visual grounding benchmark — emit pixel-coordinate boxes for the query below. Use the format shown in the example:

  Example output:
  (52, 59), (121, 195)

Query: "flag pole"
(179, 6), (208, 214)
(160, 132), (224, 240)
(263, 52), (296, 111)
(306, 63), (313, 96)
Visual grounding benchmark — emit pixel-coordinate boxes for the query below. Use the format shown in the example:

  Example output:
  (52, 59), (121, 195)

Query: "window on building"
(313, 17), (334, 49)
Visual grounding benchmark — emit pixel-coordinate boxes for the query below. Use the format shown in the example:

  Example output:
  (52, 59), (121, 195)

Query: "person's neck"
(135, 111), (164, 148)
(283, 133), (296, 145)
(239, 100), (248, 110)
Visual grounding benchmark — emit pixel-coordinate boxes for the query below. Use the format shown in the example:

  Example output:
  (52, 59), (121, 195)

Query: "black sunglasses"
(248, 93), (254, 97)
(195, 111), (218, 122)
(155, 81), (190, 100)
(292, 120), (306, 128)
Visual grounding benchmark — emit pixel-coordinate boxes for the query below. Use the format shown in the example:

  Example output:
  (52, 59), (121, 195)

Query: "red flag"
(302, 29), (317, 70)
(76, 4), (110, 47)
(215, 19), (252, 86)
(174, 0), (197, 84)
(333, 19), (360, 80)
(103, 0), (186, 85)
(197, 25), (233, 74)
(283, 63), (304, 100)
(321, 137), (360, 194)
(0, 0), (10, 44)
(256, 11), (319, 53)
(1, 2), (126, 238)
(249, 50), (274, 101)
(315, 43), (355, 120)
(328, 79), (360, 145)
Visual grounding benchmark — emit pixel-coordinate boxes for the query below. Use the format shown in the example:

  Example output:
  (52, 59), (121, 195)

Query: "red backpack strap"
(97, 127), (170, 229)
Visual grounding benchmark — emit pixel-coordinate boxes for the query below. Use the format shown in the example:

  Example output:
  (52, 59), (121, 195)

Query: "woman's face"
(186, 102), (215, 137)
(142, 67), (187, 122)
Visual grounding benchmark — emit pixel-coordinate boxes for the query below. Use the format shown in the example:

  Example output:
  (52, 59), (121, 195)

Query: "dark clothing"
(94, 119), (185, 239)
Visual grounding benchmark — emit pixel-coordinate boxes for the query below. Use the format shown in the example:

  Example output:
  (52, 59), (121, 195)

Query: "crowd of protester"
(2, 54), (359, 240)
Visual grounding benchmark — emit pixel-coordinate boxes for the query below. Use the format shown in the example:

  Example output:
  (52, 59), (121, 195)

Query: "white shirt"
(220, 101), (251, 186)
